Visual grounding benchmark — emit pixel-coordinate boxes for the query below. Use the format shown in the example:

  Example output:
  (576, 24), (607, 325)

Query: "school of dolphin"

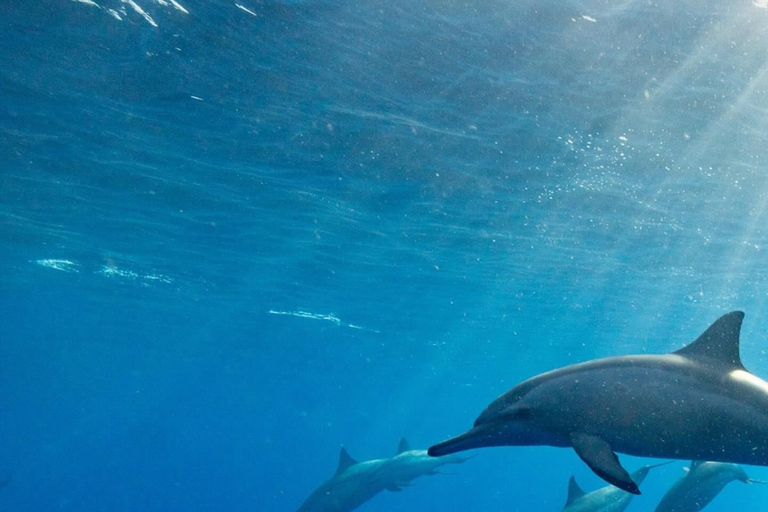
(298, 311), (768, 510)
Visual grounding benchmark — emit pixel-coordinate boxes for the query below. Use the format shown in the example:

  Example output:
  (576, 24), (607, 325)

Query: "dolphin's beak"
(428, 425), (495, 457)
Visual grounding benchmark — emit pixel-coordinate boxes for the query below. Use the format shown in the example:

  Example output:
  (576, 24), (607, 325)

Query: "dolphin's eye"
(510, 406), (532, 420)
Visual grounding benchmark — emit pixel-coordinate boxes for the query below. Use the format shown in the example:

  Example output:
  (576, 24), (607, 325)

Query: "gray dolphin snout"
(428, 425), (496, 457)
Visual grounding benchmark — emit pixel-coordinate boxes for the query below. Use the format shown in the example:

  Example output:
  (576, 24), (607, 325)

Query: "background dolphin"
(429, 311), (768, 494)
(372, 438), (468, 490)
(655, 461), (768, 512)
(297, 438), (467, 512)
(561, 463), (666, 512)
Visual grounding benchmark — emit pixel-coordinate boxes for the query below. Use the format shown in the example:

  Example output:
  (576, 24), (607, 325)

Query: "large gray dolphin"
(655, 461), (768, 512)
(297, 438), (467, 512)
(561, 464), (664, 512)
(428, 311), (768, 494)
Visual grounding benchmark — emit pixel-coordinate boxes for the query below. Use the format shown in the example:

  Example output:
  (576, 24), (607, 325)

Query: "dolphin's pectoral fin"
(387, 486), (403, 492)
(570, 433), (640, 495)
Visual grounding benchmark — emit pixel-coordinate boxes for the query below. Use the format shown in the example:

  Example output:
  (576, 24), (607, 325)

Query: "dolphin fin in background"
(565, 476), (586, 507)
(571, 433), (640, 494)
(336, 447), (358, 475)
(397, 438), (411, 455)
(673, 311), (745, 369)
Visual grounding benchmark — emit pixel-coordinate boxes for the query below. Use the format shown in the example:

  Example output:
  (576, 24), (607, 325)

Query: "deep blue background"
(3, 0), (768, 510)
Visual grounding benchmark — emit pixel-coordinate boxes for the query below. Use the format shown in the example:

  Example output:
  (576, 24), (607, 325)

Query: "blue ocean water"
(3, 0), (768, 510)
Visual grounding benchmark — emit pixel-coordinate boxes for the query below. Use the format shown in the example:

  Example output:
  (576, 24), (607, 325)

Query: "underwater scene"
(5, 0), (768, 511)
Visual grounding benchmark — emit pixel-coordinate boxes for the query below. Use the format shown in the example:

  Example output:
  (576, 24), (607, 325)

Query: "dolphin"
(297, 438), (467, 512)
(373, 438), (468, 487)
(428, 311), (768, 494)
(561, 464), (665, 512)
(655, 461), (768, 512)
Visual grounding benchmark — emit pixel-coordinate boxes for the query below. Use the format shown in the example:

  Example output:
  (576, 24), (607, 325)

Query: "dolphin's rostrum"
(429, 311), (768, 494)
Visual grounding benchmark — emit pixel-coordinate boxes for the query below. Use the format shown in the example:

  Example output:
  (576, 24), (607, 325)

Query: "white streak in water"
(73, 0), (186, 22)
(143, 273), (174, 284)
(122, 0), (158, 27)
(169, 0), (188, 14)
(35, 259), (80, 273)
(268, 310), (380, 333)
(236, 3), (258, 17)
(100, 265), (139, 279)
(99, 266), (173, 284)
(581, 15), (597, 22)
(33, 259), (172, 286)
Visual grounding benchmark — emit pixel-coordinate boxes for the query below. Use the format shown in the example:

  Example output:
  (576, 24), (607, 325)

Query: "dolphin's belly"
(528, 365), (768, 463)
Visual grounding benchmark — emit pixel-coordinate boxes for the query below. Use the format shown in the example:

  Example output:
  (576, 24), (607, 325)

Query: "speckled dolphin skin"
(429, 312), (768, 494)
(655, 461), (768, 512)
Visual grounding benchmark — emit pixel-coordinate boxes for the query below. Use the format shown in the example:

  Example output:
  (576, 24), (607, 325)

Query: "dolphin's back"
(512, 355), (768, 463)
(655, 462), (746, 512)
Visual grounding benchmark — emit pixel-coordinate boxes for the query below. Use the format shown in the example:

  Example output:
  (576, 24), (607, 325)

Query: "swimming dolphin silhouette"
(561, 463), (666, 512)
(655, 461), (768, 512)
(429, 311), (768, 494)
(297, 438), (467, 512)
(373, 438), (468, 487)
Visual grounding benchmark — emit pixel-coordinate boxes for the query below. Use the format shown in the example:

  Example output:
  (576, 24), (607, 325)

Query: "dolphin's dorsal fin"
(673, 311), (745, 369)
(336, 447), (358, 475)
(397, 438), (410, 454)
(690, 460), (705, 471)
(565, 476), (585, 506)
